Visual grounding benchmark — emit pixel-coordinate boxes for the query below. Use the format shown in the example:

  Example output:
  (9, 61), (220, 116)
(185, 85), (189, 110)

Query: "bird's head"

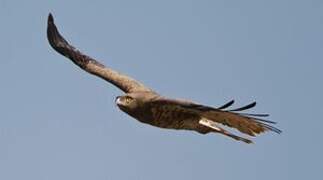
(115, 92), (159, 115)
(115, 92), (159, 118)
(115, 95), (139, 112)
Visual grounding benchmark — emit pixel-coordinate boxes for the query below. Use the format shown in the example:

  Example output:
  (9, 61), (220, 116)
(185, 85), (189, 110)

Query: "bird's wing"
(151, 98), (281, 137)
(47, 14), (153, 93)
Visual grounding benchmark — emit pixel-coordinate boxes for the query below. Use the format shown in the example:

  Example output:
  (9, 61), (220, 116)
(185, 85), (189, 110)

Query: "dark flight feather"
(218, 100), (235, 110)
(228, 102), (257, 112)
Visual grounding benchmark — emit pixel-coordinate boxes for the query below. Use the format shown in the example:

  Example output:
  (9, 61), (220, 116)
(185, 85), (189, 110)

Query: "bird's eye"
(125, 97), (132, 103)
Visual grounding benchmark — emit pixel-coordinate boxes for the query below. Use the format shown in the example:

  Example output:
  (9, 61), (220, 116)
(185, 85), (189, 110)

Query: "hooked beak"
(115, 96), (123, 106)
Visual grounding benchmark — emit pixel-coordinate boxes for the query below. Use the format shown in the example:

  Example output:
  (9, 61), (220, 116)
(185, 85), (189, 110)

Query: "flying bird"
(47, 14), (281, 144)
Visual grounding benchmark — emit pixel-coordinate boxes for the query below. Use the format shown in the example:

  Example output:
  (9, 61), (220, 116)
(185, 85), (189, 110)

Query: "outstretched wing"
(150, 98), (281, 142)
(47, 14), (152, 93)
(181, 99), (281, 136)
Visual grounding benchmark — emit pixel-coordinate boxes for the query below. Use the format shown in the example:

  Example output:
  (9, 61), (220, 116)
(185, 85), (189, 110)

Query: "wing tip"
(263, 124), (282, 134)
(48, 13), (53, 20)
(244, 139), (254, 144)
(47, 13), (58, 48)
(48, 13), (54, 24)
(218, 99), (235, 110)
(46, 13), (69, 50)
(227, 101), (257, 112)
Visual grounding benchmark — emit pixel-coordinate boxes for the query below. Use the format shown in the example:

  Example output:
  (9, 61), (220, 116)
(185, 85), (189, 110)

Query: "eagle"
(47, 14), (281, 144)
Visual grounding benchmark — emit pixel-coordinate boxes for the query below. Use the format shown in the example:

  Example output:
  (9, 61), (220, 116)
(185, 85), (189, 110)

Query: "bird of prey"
(47, 14), (281, 144)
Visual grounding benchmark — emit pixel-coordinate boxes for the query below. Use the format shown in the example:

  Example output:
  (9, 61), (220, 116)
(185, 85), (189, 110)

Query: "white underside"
(199, 117), (221, 131)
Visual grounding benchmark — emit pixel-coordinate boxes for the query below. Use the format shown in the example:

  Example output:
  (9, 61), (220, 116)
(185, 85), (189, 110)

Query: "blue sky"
(1, 0), (322, 179)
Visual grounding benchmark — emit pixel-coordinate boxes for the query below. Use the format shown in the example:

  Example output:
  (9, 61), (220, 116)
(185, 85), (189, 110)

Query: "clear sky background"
(1, 0), (322, 179)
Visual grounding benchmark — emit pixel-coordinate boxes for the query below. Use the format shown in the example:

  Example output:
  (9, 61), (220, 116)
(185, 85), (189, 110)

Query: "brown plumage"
(47, 13), (281, 144)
